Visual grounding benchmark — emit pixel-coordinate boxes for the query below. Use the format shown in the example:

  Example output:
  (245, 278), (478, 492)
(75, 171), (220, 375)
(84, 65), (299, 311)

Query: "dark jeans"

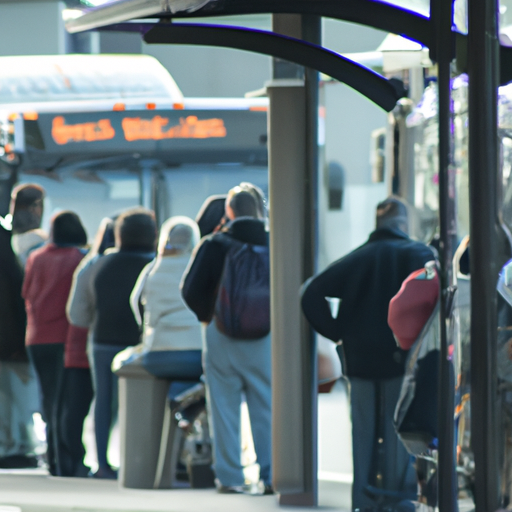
(350, 377), (417, 511)
(55, 367), (94, 477)
(92, 343), (125, 470)
(142, 350), (203, 380)
(26, 343), (65, 476)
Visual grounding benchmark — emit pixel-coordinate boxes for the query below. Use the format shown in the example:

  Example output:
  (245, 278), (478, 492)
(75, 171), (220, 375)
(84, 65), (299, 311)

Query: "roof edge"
(65, 0), (210, 33)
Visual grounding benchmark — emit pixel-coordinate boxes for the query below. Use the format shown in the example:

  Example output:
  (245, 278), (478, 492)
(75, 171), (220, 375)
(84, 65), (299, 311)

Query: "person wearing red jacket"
(22, 211), (87, 476)
(55, 322), (92, 477)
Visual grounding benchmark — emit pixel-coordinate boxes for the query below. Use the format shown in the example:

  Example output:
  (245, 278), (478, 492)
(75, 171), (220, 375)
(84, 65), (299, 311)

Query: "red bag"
(388, 261), (439, 350)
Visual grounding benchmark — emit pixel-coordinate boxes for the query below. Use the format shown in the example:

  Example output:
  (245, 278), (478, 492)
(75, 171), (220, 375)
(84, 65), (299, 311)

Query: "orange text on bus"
(121, 115), (227, 141)
(52, 116), (116, 145)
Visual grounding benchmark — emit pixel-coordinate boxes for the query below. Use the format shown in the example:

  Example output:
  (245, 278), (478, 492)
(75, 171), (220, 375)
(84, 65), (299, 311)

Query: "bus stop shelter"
(67, 1), (512, 510)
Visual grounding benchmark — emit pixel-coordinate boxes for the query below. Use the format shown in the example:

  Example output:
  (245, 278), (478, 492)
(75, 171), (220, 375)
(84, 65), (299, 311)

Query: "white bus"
(0, 54), (268, 239)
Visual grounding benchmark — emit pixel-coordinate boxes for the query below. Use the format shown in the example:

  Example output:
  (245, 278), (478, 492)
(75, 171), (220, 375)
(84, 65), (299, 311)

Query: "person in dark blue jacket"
(68, 208), (156, 479)
(301, 197), (434, 511)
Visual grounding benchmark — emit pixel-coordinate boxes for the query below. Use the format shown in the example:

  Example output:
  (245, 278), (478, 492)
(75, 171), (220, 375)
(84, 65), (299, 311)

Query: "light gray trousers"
(203, 322), (272, 487)
(350, 376), (417, 511)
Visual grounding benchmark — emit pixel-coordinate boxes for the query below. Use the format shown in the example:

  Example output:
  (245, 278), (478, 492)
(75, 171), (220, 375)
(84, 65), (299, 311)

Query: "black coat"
(0, 223), (27, 361)
(301, 227), (435, 380)
(181, 217), (268, 323)
(92, 249), (155, 346)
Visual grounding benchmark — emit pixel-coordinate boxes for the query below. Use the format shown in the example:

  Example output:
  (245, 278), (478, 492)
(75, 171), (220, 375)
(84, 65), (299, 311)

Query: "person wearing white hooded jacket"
(130, 216), (202, 378)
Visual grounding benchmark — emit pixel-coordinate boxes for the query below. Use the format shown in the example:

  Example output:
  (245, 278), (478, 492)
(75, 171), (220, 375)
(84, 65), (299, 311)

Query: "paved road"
(0, 380), (354, 512)
(0, 380), (477, 511)
(82, 378), (354, 509)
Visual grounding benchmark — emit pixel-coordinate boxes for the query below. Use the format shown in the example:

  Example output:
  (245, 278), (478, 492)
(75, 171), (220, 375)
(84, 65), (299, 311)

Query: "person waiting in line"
(181, 187), (273, 495)
(67, 217), (116, 372)
(0, 215), (40, 469)
(207, 182), (267, 236)
(64, 217), (116, 477)
(22, 211), (88, 476)
(0, 184), (48, 469)
(239, 182), (267, 220)
(10, 183), (48, 266)
(301, 197), (434, 511)
(54, 319), (92, 478)
(67, 208), (156, 479)
(130, 216), (203, 378)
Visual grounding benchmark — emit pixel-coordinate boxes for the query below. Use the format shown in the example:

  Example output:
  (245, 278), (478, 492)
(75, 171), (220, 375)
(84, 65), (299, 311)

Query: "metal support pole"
(268, 13), (319, 507)
(468, 0), (501, 510)
(430, 0), (457, 510)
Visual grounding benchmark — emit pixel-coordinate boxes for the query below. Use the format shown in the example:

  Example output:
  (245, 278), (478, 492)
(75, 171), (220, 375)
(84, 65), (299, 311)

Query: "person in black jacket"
(181, 187), (272, 495)
(0, 220), (26, 363)
(68, 208), (157, 479)
(301, 197), (434, 511)
(0, 219), (40, 468)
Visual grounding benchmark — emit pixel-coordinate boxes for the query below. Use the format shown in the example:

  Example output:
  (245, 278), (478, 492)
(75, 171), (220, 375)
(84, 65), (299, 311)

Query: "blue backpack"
(214, 237), (270, 340)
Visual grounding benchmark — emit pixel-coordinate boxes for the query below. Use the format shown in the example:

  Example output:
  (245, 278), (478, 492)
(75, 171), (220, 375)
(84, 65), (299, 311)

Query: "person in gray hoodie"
(130, 216), (203, 378)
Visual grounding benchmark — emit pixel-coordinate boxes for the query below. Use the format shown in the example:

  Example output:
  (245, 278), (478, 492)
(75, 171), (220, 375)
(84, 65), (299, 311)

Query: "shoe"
(90, 466), (117, 480)
(242, 480), (274, 496)
(217, 484), (248, 494)
(215, 478), (249, 494)
(74, 464), (91, 478)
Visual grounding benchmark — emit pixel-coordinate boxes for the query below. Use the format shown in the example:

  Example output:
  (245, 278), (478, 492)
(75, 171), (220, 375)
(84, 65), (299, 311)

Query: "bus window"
(370, 128), (386, 184)
(160, 164), (268, 221)
(18, 167), (141, 241)
(326, 161), (345, 210)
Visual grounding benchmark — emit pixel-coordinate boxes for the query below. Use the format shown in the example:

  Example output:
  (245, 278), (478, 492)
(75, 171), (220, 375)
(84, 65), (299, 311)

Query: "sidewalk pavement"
(0, 470), (351, 512)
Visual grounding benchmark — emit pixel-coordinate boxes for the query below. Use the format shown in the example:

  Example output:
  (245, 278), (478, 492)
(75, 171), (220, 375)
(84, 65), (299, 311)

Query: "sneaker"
(73, 464), (91, 478)
(90, 466), (117, 480)
(264, 484), (275, 495)
(216, 484), (248, 494)
(215, 478), (250, 494)
(242, 480), (274, 496)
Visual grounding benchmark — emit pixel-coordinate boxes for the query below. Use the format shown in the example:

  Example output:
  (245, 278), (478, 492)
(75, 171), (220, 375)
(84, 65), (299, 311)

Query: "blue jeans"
(92, 343), (125, 470)
(142, 350), (202, 380)
(203, 323), (272, 486)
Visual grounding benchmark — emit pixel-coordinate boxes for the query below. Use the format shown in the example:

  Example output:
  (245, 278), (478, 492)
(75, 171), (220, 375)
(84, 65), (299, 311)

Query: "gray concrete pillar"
(268, 14), (320, 508)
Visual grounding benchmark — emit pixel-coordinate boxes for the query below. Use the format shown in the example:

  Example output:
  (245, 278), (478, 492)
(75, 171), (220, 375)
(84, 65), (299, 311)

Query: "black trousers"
(55, 367), (94, 477)
(26, 343), (64, 476)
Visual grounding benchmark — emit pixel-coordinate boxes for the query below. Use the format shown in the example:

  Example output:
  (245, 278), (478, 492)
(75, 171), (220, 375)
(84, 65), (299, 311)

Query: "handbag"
(389, 262), (441, 455)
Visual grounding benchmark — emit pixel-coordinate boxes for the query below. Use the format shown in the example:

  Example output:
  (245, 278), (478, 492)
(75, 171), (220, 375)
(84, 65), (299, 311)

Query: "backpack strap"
(213, 232), (244, 253)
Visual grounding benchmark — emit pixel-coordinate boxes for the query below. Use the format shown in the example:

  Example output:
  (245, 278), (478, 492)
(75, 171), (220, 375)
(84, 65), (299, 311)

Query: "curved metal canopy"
(66, 0), (424, 112)
(67, 0), (431, 46)
(63, 0), (512, 117)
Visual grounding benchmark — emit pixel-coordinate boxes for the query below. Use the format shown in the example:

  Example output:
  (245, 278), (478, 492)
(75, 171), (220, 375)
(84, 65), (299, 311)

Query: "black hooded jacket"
(0, 223), (27, 361)
(181, 217), (268, 323)
(301, 227), (435, 380)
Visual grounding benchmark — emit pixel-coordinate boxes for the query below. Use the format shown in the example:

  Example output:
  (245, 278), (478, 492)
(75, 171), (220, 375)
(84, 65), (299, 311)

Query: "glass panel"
(373, 0), (429, 16)
(374, 0), (512, 38)
(501, 0), (512, 44)
(454, 0), (468, 34)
